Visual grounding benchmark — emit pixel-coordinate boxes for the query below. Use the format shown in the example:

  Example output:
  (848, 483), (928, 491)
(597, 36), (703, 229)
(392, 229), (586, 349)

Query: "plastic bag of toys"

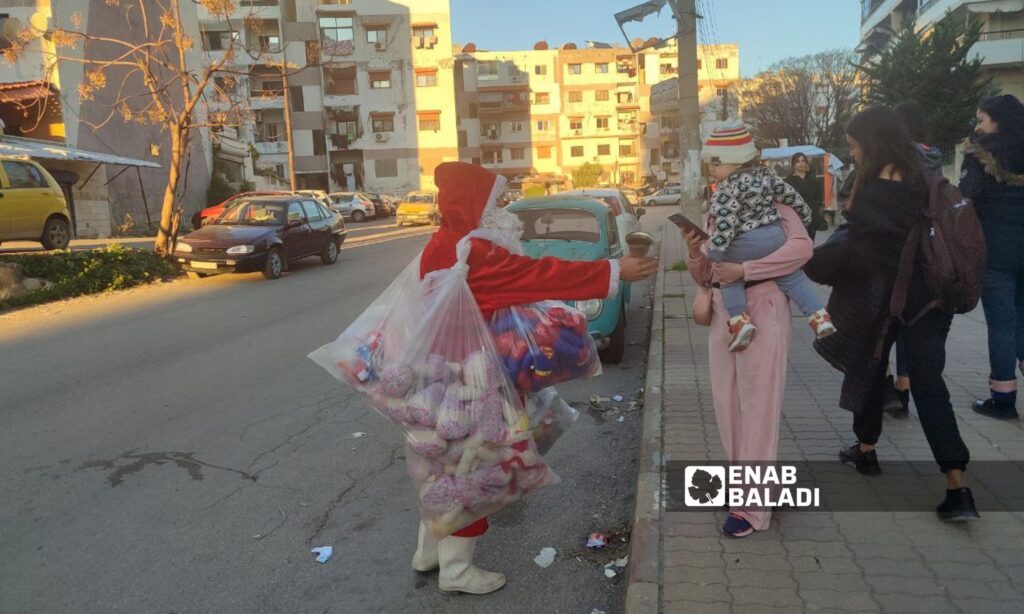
(309, 238), (558, 539)
(490, 301), (602, 394)
(526, 387), (580, 455)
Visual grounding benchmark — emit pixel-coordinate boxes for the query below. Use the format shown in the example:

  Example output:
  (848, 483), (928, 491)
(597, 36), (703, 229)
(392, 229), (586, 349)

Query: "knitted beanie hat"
(702, 119), (757, 165)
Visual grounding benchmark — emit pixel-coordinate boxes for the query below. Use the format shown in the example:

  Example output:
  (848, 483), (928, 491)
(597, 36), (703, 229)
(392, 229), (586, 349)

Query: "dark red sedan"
(174, 195), (347, 279)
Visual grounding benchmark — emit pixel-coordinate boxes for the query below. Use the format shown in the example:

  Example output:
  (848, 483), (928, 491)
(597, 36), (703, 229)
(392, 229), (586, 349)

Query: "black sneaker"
(839, 444), (881, 475)
(972, 398), (1020, 420)
(884, 383), (910, 419)
(936, 487), (980, 522)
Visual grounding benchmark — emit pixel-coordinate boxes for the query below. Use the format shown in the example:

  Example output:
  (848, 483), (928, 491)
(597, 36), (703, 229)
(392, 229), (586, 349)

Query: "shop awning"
(0, 135), (160, 168)
(416, 110), (441, 120)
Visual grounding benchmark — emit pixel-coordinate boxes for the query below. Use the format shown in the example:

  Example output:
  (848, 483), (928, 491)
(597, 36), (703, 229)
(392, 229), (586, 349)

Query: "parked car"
(643, 186), (682, 206)
(0, 157), (73, 250)
(192, 191), (290, 230)
(174, 195), (346, 280)
(560, 188), (645, 244)
(396, 191), (439, 226)
(505, 195), (632, 363)
(621, 188), (640, 206)
(362, 192), (393, 218)
(328, 192), (377, 222)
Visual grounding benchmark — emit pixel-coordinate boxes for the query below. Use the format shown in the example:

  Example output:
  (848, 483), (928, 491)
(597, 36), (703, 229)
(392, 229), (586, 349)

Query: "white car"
(643, 187), (682, 207)
(328, 192), (377, 222)
(562, 188), (645, 243)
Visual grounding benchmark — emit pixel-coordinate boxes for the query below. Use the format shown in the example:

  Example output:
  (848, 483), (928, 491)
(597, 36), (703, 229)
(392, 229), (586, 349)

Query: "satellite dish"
(463, 42), (476, 53)
(534, 41), (549, 51)
(562, 42), (577, 50)
(3, 17), (23, 39)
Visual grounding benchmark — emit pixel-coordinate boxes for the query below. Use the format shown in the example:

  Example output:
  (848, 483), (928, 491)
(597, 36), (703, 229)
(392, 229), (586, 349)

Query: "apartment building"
(200, 0), (459, 194)
(453, 40), (740, 187)
(860, 0), (1024, 100)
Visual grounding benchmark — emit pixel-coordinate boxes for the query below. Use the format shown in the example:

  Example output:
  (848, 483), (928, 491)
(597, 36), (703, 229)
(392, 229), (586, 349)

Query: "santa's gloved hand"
(620, 256), (658, 281)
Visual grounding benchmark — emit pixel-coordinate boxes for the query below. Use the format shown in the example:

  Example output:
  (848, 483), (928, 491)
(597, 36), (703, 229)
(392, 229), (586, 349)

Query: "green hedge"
(0, 244), (179, 311)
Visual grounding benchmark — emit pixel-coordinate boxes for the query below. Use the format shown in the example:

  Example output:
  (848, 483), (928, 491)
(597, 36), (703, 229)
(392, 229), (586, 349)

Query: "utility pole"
(720, 86), (729, 121)
(670, 0), (702, 209)
(281, 65), (297, 191)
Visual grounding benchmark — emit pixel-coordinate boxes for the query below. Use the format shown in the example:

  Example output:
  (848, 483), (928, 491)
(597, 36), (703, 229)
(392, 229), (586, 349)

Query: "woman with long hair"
(784, 152), (825, 241)
(962, 94), (1024, 420)
(807, 106), (976, 521)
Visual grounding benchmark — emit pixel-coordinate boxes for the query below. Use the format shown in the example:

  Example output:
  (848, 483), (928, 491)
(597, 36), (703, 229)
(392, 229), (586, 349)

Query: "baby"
(701, 120), (835, 351)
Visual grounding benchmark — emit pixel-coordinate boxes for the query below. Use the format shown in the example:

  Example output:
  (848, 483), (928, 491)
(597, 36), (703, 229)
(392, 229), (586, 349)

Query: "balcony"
(972, 31), (1024, 67)
(254, 140), (288, 155)
(329, 132), (362, 150)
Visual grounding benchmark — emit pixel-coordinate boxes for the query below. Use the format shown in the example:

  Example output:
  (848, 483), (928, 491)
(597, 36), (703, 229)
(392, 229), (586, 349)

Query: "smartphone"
(668, 212), (710, 242)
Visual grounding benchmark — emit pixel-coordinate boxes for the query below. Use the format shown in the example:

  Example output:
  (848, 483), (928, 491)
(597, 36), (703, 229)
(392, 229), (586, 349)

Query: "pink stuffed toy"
(406, 429), (448, 458)
(380, 363), (416, 398)
(470, 392), (508, 443)
(407, 383), (445, 428)
(435, 386), (471, 440)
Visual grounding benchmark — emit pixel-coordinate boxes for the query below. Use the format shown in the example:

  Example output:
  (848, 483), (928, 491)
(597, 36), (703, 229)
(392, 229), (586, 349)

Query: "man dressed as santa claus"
(413, 162), (658, 594)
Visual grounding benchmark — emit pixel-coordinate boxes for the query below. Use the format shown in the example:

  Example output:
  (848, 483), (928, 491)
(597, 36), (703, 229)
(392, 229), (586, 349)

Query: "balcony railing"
(862, 0), (886, 23)
(978, 28), (1024, 41)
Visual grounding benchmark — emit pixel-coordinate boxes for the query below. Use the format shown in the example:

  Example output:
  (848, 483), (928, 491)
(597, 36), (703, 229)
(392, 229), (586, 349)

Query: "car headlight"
(226, 245), (255, 255)
(576, 299), (603, 319)
(176, 241), (192, 253)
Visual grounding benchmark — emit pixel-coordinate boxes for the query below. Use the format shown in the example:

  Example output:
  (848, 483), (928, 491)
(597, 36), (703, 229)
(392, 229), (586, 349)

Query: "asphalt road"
(0, 209), (670, 614)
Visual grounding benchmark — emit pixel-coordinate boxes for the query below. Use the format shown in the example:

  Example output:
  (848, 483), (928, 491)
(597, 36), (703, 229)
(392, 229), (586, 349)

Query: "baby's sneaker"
(727, 313), (756, 352)
(809, 308), (836, 340)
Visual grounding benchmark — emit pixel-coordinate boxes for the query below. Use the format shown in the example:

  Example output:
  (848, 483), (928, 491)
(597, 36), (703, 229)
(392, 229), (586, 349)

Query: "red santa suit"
(420, 162), (621, 537)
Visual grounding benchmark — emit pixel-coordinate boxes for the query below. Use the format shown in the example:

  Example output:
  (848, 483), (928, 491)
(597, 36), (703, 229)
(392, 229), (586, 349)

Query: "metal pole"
(670, 0), (702, 210)
(282, 65), (297, 191)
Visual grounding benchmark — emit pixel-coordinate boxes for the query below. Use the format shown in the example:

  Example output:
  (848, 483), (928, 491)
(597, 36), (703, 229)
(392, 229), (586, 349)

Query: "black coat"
(805, 177), (929, 413)
(960, 137), (1024, 272)
(785, 173), (826, 231)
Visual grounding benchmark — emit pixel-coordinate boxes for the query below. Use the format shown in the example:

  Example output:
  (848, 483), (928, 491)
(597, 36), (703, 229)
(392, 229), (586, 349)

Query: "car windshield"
(215, 200), (287, 225)
(516, 209), (601, 243)
(406, 194), (434, 204)
(330, 194), (354, 204)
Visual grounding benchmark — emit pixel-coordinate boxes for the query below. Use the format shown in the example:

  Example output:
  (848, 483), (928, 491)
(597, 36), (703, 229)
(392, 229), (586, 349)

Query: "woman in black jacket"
(784, 153), (826, 241)
(806, 106), (976, 521)
(962, 94), (1024, 420)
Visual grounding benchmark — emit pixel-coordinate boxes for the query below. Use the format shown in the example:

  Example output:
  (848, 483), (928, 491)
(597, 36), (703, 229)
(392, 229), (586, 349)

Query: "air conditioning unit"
(374, 41), (386, 51)
(414, 36), (425, 49)
(375, 132), (389, 142)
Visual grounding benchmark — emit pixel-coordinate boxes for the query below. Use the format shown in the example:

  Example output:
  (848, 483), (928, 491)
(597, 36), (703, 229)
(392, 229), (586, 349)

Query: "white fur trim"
(606, 258), (622, 300)
(466, 228), (524, 255)
(484, 174), (508, 213)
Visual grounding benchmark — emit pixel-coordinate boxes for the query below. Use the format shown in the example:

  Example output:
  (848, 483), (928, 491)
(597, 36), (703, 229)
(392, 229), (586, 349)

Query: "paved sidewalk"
(627, 225), (1024, 614)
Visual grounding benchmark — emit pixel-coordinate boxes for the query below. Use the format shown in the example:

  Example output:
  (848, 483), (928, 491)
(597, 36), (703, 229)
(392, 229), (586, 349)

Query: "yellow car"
(396, 191), (439, 226)
(0, 157), (72, 250)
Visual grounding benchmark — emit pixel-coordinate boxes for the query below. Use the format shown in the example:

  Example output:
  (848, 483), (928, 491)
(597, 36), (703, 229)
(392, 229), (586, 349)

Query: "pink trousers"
(707, 282), (792, 530)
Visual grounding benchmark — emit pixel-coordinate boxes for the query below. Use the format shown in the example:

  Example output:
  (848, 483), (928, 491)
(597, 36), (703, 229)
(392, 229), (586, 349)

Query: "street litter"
(533, 547), (557, 568)
(612, 395), (624, 402)
(590, 394), (610, 408)
(617, 416), (625, 422)
(351, 432), (366, 438)
(603, 556), (628, 578)
(586, 533), (608, 548)
(311, 546), (333, 564)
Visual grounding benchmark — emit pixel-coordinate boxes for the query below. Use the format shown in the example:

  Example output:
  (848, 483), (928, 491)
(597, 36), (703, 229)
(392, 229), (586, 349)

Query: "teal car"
(507, 195), (636, 364)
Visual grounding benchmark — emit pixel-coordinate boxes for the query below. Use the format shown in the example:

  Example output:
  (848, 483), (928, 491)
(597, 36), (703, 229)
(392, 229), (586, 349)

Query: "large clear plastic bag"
(526, 387), (580, 455)
(309, 239), (558, 539)
(490, 301), (602, 394)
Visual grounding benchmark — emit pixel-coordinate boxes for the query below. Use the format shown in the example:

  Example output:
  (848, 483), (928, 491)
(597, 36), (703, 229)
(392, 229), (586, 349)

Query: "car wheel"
(41, 217), (71, 250)
(263, 248), (285, 279)
(186, 271), (207, 280)
(352, 210), (366, 223)
(645, 200), (655, 207)
(599, 301), (627, 364)
(320, 238), (339, 265)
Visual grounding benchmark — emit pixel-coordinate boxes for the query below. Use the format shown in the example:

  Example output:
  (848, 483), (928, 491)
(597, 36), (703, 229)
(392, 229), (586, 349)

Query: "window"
(468, 102), (478, 118)
(595, 89), (609, 101)
(535, 92), (550, 104)
(413, 26), (435, 40)
(372, 116), (394, 132)
(416, 70), (438, 87)
(287, 202), (306, 224)
(275, 164), (286, 178)
(204, 30), (239, 51)
(458, 130), (468, 147)
(324, 65), (357, 95)
(2, 161), (45, 188)
(660, 63), (677, 75)
(595, 62), (609, 74)
(258, 35), (280, 53)
(0, 15), (11, 51)
(258, 123), (281, 141)
(596, 117), (610, 130)
(482, 149), (503, 164)
(535, 65), (547, 75)
(619, 139), (635, 156)
(313, 129), (326, 156)
(598, 144), (611, 156)
(617, 91), (634, 104)
(366, 27), (387, 44)
(289, 86), (304, 112)
(716, 58), (728, 69)
(370, 72), (391, 89)
(717, 87), (728, 98)
(567, 63), (582, 75)
(419, 116), (441, 131)
(607, 211), (620, 248)
(519, 209), (601, 243)
(651, 148), (660, 164)
(214, 76), (237, 95)
(483, 123), (499, 139)
(510, 121), (524, 134)
(571, 146), (584, 157)
(375, 159), (398, 178)
(536, 120), (550, 132)
(478, 61), (499, 80)
(301, 200), (324, 222)
(511, 148), (525, 160)
(537, 146), (552, 159)
(319, 16), (354, 42)
(697, 59), (702, 70)
(568, 91), (583, 103)
(569, 118), (583, 131)
(255, 80), (283, 96)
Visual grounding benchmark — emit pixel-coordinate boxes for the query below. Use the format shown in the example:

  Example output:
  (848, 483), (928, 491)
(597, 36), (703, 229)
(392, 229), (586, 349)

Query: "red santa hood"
(420, 162), (507, 275)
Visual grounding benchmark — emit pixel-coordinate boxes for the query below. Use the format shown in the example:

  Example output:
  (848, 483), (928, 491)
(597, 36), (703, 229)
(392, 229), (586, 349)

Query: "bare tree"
(7, 0), (294, 256)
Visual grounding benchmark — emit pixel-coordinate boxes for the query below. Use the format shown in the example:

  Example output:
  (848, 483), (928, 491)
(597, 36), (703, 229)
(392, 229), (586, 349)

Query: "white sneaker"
(728, 314), (757, 352)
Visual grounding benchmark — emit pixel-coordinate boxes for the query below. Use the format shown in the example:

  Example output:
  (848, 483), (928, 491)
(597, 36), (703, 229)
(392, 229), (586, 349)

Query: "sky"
(450, 0), (862, 77)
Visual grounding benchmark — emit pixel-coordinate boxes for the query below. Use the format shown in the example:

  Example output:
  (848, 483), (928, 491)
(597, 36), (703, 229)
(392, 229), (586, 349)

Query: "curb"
(624, 223), (666, 614)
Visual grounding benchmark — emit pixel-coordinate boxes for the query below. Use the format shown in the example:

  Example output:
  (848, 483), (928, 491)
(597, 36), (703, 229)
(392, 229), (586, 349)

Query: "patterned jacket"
(707, 166), (812, 250)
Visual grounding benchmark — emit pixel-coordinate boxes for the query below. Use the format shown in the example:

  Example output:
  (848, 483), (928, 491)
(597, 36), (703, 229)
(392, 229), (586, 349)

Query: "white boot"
(437, 535), (506, 594)
(411, 522), (439, 572)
